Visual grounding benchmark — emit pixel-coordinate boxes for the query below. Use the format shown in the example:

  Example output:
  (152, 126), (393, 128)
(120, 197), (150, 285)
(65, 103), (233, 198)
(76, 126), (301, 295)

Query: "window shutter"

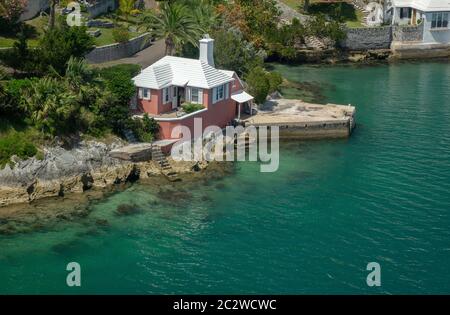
(186, 87), (191, 102)
(198, 89), (203, 105)
(138, 88), (143, 99)
(225, 84), (229, 99)
(147, 89), (151, 100)
(213, 87), (217, 104)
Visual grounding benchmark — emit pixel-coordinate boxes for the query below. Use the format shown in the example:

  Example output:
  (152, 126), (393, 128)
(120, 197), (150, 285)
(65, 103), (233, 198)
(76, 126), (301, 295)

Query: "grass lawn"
(89, 27), (145, 46)
(281, 0), (364, 28)
(0, 12), (147, 48)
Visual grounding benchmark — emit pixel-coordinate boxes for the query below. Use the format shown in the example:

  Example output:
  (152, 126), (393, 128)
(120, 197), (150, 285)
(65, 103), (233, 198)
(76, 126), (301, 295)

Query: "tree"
(23, 77), (82, 135)
(37, 24), (94, 75)
(212, 27), (265, 76)
(49, 0), (59, 29)
(119, 0), (136, 22)
(246, 66), (282, 104)
(141, 2), (202, 55)
(0, 31), (35, 72)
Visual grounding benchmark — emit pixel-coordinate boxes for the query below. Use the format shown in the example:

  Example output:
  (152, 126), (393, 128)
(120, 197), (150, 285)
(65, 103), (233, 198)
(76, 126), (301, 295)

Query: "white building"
(385, 0), (450, 44)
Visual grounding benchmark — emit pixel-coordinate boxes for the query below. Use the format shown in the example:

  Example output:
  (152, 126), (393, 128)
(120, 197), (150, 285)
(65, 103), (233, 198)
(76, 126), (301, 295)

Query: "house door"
(172, 87), (178, 110)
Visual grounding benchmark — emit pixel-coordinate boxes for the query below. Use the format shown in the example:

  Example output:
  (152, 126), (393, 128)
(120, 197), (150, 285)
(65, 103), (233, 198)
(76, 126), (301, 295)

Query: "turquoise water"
(1, 61), (450, 294)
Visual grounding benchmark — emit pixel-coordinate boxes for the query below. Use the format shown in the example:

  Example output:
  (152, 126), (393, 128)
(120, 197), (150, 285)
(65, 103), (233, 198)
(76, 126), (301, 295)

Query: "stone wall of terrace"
(85, 33), (151, 63)
(341, 26), (393, 50)
(392, 23), (424, 42)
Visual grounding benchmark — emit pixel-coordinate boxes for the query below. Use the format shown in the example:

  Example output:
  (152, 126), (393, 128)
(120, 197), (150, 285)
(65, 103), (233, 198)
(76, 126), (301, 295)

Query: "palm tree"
(119, 0), (136, 22)
(49, 0), (59, 29)
(141, 2), (202, 56)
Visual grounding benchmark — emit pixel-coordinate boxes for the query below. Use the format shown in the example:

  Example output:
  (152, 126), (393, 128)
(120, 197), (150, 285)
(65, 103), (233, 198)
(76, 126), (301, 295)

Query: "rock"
(95, 219), (109, 226)
(115, 203), (141, 216)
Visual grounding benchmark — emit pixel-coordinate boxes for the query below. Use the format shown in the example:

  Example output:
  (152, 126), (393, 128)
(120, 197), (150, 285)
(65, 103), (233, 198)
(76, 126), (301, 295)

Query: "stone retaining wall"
(86, 0), (119, 18)
(85, 33), (151, 63)
(341, 26), (393, 50)
(392, 23), (424, 42)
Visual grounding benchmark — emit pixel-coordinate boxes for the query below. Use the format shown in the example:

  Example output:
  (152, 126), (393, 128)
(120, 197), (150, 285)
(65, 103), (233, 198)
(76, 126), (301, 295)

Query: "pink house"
(131, 35), (254, 140)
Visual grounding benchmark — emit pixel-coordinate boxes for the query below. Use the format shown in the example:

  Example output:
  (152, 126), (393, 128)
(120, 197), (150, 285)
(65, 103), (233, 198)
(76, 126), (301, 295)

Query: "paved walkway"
(93, 39), (166, 68)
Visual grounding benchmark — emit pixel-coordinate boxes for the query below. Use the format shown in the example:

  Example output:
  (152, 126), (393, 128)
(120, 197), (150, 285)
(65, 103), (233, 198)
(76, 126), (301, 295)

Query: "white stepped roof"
(393, 0), (450, 11)
(133, 56), (235, 90)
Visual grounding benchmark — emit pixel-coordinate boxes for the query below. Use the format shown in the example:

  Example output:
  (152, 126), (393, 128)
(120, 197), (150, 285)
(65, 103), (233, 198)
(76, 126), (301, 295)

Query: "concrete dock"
(242, 99), (356, 139)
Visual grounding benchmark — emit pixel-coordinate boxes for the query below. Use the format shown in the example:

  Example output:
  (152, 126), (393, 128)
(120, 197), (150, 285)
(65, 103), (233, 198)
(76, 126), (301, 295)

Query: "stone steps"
(151, 145), (180, 182)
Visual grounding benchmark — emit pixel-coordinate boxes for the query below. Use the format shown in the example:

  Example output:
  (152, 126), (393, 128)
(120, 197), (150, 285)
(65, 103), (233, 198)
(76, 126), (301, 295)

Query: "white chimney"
(199, 34), (215, 67)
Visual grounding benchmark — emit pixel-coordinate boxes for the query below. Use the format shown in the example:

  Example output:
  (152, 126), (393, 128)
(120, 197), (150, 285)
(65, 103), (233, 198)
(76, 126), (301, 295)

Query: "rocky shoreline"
(0, 139), (213, 209)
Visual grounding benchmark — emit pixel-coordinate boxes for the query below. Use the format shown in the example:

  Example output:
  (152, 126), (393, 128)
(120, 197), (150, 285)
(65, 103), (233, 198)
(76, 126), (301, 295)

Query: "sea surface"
(1, 61), (450, 294)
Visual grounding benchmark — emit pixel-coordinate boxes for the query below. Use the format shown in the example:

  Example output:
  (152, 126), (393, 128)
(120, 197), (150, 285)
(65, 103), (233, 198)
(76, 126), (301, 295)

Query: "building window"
(143, 88), (150, 100)
(163, 87), (170, 103)
(190, 88), (203, 104)
(400, 8), (411, 19)
(138, 88), (151, 100)
(213, 84), (230, 104)
(432, 12), (449, 29)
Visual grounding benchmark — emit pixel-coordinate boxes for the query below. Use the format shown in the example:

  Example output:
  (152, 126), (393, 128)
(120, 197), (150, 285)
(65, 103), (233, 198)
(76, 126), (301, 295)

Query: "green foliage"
(96, 64), (139, 104)
(22, 77), (83, 135)
(96, 64), (141, 79)
(36, 24), (94, 75)
(0, 31), (36, 72)
(112, 26), (131, 43)
(182, 103), (205, 114)
(212, 27), (265, 76)
(119, 0), (137, 22)
(246, 66), (282, 104)
(308, 2), (357, 24)
(141, 1), (203, 55)
(267, 71), (283, 94)
(0, 78), (32, 115)
(305, 15), (346, 42)
(126, 114), (159, 142)
(0, 131), (38, 168)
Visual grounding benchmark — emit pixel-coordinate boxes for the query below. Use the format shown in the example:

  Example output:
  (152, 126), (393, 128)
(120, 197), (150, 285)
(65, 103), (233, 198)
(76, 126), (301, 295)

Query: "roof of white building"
(392, 0), (450, 12)
(132, 56), (235, 90)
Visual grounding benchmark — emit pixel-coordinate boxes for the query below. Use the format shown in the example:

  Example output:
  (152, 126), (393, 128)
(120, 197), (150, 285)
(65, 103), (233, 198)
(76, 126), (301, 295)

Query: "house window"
(213, 83), (230, 104)
(190, 88), (203, 104)
(163, 87), (171, 103)
(400, 8), (411, 19)
(432, 12), (449, 28)
(143, 88), (150, 100)
(138, 88), (151, 100)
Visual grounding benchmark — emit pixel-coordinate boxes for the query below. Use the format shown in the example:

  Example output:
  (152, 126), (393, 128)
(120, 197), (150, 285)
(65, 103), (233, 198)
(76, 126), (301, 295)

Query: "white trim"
(138, 88), (143, 99)
(225, 83), (229, 99)
(153, 108), (208, 122)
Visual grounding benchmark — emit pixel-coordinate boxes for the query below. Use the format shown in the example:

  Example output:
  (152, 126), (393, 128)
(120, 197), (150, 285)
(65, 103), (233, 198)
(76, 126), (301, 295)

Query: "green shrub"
(96, 64), (141, 104)
(246, 67), (283, 104)
(96, 64), (141, 79)
(36, 24), (95, 75)
(0, 132), (38, 168)
(125, 114), (159, 142)
(182, 103), (205, 114)
(112, 27), (131, 43)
